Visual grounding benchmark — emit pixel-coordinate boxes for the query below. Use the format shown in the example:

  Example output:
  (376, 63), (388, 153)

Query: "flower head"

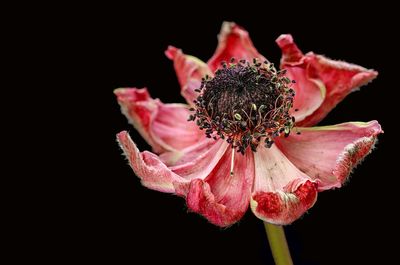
(115, 22), (382, 227)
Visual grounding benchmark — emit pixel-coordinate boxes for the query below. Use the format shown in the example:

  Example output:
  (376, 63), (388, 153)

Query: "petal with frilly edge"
(277, 34), (378, 126)
(116, 131), (228, 194)
(207, 22), (266, 72)
(114, 88), (203, 153)
(117, 131), (186, 192)
(276, 121), (382, 191)
(117, 131), (252, 227)
(165, 46), (212, 105)
(183, 148), (254, 227)
(251, 145), (318, 225)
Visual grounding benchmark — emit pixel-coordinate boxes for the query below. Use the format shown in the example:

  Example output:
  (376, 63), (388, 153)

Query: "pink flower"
(115, 22), (382, 227)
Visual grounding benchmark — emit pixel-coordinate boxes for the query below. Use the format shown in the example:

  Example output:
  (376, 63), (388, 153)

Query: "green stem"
(264, 222), (293, 265)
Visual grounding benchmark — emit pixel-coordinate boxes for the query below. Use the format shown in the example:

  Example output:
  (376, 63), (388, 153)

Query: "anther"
(234, 113), (242, 121)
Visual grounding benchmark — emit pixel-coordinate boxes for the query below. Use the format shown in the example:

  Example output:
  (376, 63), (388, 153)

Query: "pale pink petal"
(277, 34), (378, 126)
(159, 138), (220, 166)
(276, 121), (382, 191)
(287, 66), (325, 122)
(117, 131), (252, 227)
(250, 145), (318, 225)
(165, 46), (212, 104)
(116, 131), (187, 193)
(184, 148), (255, 227)
(207, 22), (266, 72)
(163, 139), (229, 195)
(114, 88), (203, 153)
(117, 130), (229, 194)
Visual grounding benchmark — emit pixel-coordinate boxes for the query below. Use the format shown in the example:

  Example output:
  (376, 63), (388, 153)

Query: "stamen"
(230, 147), (235, 176)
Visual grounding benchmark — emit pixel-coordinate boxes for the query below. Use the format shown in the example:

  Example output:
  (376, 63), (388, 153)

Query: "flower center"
(189, 58), (295, 154)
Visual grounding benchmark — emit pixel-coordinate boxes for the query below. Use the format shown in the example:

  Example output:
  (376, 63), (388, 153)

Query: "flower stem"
(264, 222), (293, 265)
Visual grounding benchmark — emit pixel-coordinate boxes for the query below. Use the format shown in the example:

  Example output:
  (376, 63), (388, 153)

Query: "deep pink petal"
(276, 35), (325, 122)
(276, 34), (304, 63)
(207, 22), (266, 72)
(185, 148), (254, 227)
(277, 34), (378, 126)
(300, 55), (378, 126)
(251, 145), (318, 225)
(114, 88), (203, 153)
(276, 121), (383, 191)
(116, 131), (187, 193)
(165, 46), (212, 104)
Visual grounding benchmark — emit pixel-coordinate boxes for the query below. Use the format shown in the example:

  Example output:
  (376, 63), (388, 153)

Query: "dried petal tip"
(250, 145), (318, 225)
(251, 180), (318, 225)
(277, 121), (383, 191)
(276, 34), (304, 63)
(334, 135), (378, 183)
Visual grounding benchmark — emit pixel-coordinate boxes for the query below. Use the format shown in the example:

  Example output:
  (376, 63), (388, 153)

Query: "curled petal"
(251, 145), (317, 225)
(276, 35), (325, 122)
(165, 46), (211, 104)
(301, 55), (378, 126)
(118, 131), (253, 227)
(276, 34), (304, 63)
(287, 66), (326, 122)
(184, 148), (255, 227)
(116, 131), (187, 193)
(165, 140), (229, 193)
(117, 130), (230, 194)
(207, 22), (266, 72)
(277, 34), (378, 126)
(276, 121), (383, 191)
(114, 88), (203, 153)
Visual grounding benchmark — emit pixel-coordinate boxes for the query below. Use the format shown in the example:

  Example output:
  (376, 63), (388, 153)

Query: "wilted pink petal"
(288, 67), (325, 122)
(165, 140), (229, 191)
(275, 34), (304, 63)
(115, 88), (203, 153)
(118, 130), (252, 226)
(117, 131), (187, 192)
(207, 22), (266, 72)
(276, 35), (325, 122)
(277, 34), (378, 126)
(185, 148), (254, 227)
(165, 46), (212, 104)
(300, 55), (378, 126)
(276, 121), (382, 190)
(251, 145), (318, 225)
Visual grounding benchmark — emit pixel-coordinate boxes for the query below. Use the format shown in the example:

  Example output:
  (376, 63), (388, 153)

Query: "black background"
(104, 3), (399, 265)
